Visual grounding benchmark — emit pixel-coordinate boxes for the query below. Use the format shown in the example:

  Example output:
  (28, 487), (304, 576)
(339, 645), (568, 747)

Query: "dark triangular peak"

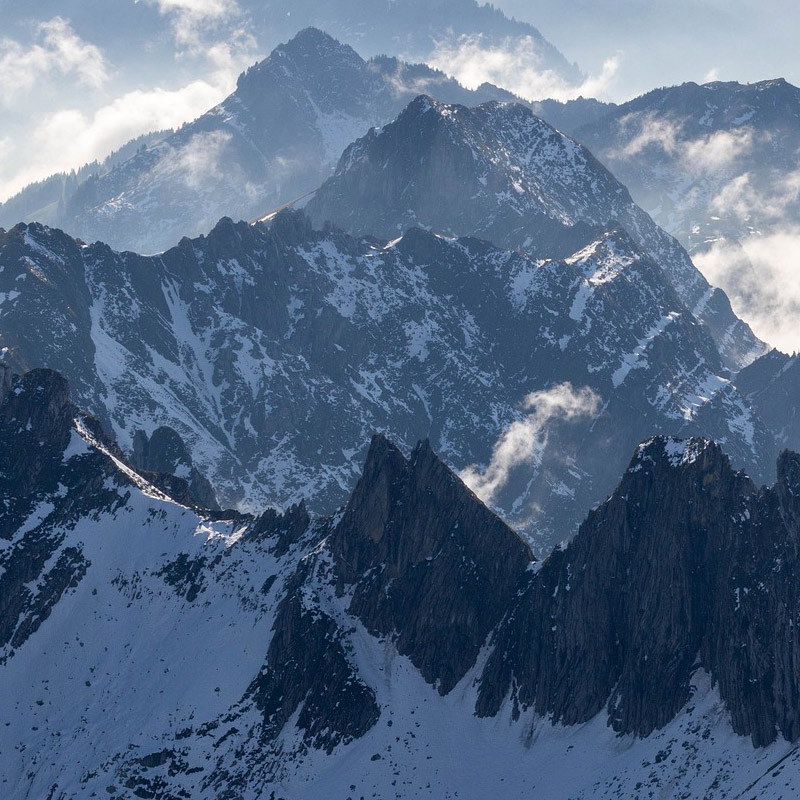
(330, 434), (533, 694)
(276, 26), (358, 60)
(305, 92), (631, 248)
(236, 27), (366, 96)
(478, 435), (800, 747)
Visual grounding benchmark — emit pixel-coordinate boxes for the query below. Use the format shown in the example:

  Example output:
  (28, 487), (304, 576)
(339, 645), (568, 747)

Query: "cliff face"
(477, 436), (800, 747)
(329, 435), (532, 693)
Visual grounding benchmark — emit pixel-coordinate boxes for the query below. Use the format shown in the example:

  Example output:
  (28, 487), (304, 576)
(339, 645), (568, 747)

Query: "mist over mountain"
(0, 0), (583, 206)
(568, 78), (800, 351)
(0, 29), (522, 254)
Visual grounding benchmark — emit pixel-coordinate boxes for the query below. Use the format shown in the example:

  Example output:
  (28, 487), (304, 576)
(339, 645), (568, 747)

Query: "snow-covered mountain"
(0, 213), (778, 549)
(4, 367), (800, 799)
(0, 28), (522, 255)
(306, 94), (765, 371)
(570, 78), (800, 255)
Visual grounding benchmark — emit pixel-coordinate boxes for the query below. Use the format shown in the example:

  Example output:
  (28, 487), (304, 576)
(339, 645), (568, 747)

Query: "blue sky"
(496, 0), (800, 97)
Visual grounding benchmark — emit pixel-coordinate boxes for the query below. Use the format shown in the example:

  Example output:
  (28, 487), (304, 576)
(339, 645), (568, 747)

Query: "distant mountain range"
(0, 29), (522, 254)
(3, 366), (800, 798)
(0, 0), (582, 93)
(570, 78), (800, 255)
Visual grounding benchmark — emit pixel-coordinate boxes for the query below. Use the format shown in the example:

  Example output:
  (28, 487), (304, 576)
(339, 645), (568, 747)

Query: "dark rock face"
(132, 426), (219, 511)
(330, 435), (532, 693)
(478, 436), (800, 747)
(248, 434), (532, 752)
(0, 369), (74, 533)
(306, 95), (764, 370)
(247, 563), (381, 754)
(0, 370), (95, 658)
(736, 349), (800, 462)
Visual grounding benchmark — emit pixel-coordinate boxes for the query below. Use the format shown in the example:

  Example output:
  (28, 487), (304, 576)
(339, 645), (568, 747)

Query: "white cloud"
(151, 0), (234, 15)
(694, 230), (800, 354)
(683, 129), (754, 172)
(154, 130), (232, 190)
(147, 0), (244, 49)
(460, 384), (601, 505)
(709, 168), (800, 223)
(0, 79), (231, 201)
(616, 113), (681, 157)
(613, 112), (754, 173)
(0, 17), (108, 106)
(0, 3), (259, 204)
(429, 34), (620, 102)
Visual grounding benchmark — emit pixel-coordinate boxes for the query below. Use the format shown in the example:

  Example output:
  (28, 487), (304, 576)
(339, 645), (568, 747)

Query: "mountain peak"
(277, 26), (363, 64)
(237, 27), (365, 92)
(633, 435), (721, 471)
(403, 94), (440, 115)
(330, 435), (532, 693)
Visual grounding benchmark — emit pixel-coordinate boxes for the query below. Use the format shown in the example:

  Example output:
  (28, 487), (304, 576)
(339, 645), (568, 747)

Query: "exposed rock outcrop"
(478, 436), (800, 747)
(132, 426), (220, 511)
(330, 435), (532, 693)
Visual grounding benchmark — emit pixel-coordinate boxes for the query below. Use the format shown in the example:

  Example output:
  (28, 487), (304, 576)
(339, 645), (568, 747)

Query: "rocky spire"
(330, 435), (533, 694)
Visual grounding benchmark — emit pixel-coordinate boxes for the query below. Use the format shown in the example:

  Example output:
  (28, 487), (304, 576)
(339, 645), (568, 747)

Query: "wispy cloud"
(0, 3), (259, 204)
(709, 168), (800, 224)
(147, 0), (245, 49)
(429, 34), (620, 102)
(0, 17), (108, 106)
(691, 165), (800, 352)
(0, 79), (230, 201)
(460, 384), (601, 505)
(613, 112), (754, 173)
(694, 230), (800, 354)
(154, 130), (233, 190)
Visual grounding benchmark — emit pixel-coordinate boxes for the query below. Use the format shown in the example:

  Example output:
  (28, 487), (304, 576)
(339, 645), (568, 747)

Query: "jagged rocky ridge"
(0, 368), (236, 665)
(0, 213), (775, 548)
(260, 433), (800, 755)
(5, 369), (800, 798)
(0, 28), (522, 255)
(305, 94), (765, 370)
(478, 436), (800, 749)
